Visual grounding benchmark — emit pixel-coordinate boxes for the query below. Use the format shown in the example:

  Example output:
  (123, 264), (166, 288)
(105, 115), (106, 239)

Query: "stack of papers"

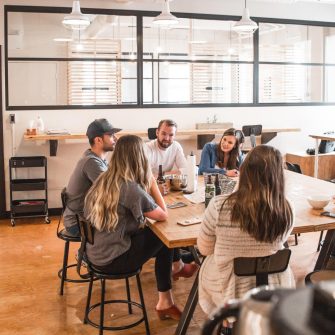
(183, 186), (205, 204)
(46, 129), (70, 135)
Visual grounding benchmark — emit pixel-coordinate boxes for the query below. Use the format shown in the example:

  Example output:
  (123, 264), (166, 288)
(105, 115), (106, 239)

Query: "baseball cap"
(86, 119), (121, 140)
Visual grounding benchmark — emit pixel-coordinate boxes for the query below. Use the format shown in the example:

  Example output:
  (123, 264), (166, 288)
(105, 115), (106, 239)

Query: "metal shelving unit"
(9, 156), (49, 226)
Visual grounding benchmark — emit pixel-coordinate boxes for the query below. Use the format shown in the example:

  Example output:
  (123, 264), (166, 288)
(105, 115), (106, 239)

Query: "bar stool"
(57, 187), (91, 295)
(77, 215), (150, 335)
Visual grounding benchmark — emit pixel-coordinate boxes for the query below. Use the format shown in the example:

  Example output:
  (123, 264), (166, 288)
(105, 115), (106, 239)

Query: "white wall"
(2, 0), (335, 209)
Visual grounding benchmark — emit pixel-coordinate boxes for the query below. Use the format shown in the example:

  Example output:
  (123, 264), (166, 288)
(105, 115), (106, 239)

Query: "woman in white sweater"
(197, 145), (295, 315)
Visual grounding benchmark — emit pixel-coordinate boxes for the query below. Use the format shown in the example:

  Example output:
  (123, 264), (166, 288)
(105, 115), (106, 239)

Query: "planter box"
(195, 122), (233, 130)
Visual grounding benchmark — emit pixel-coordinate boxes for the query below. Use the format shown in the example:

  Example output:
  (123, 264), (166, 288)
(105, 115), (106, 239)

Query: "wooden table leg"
(314, 229), (335, 271)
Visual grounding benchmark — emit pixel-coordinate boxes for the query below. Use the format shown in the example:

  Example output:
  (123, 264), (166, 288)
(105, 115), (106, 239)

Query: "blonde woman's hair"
(225, 145), (292, 243)
(85, 135), (151, 232)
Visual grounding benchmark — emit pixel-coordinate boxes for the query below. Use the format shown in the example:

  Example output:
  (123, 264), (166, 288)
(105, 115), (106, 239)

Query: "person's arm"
(197, 197), (218, 256)
(144, 176), (168, 221)
(84, 158), (107, 182)
(199, 143), (226, 175)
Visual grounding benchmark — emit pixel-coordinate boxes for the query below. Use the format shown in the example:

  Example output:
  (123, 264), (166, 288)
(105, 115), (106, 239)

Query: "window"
(5, 5), (335, 109)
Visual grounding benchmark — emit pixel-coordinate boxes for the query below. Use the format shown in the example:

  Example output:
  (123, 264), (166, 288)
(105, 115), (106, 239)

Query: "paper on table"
(183, 185), (205, 204)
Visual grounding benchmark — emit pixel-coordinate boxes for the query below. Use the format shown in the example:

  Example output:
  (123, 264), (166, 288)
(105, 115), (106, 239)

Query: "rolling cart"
(9, 156), (50, 226)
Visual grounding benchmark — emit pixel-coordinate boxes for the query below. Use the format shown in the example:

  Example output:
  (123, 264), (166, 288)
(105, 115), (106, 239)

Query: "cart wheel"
(11, 219), (15, 227)
(45, 217), (51, 224)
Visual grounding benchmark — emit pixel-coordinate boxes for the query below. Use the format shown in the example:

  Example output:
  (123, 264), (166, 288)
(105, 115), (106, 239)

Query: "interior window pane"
(143, 17), (253, 62)
(325, 66), (335, 102)
(259, 23), (324, 63)
(8, 61), (68, 105)
(259, 64), (323, 103)
(8, 12), (137, 60)
(325, 27), (335, 64)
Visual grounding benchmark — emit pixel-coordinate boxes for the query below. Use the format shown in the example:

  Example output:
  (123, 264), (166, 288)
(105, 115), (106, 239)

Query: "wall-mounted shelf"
(23, 128), (301, 156)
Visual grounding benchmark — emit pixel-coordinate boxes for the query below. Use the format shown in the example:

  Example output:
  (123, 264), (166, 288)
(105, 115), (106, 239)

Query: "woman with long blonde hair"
(84, 135), (182, 320)
(197, 145), (295, 315)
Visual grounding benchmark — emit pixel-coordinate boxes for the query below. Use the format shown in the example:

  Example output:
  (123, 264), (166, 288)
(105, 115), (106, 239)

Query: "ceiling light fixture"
(153, 0), (179, 26)
(232, 0), (258, 34)
(62, 1), (91, 30)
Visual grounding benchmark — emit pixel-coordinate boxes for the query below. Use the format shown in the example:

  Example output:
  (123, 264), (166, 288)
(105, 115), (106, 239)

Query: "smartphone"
(320, 211), (335, 218)
(167, 202), (187, 209)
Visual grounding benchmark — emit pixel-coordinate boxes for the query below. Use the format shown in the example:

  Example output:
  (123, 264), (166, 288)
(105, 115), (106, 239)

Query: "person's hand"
(226, 169), (239, 177)
(158, 182), (169, 196)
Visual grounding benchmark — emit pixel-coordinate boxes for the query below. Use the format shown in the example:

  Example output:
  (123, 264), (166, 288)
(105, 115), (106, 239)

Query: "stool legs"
(59, 241), (70, 295)
(84, 276), (94, 324)
(125, 278), (133, 314)
(99, 279), (106, 335)
(136, 274), (150, 335)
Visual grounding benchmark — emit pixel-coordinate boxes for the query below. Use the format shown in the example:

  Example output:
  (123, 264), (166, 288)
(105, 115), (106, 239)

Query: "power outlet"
(9, 114), (15, 124)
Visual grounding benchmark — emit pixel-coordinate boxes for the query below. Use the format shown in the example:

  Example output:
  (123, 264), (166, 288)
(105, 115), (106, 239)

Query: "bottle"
(185, 152), (197, 193)
(36, 115), (45, 134)
(205, 174), (215, 208)
(157, 165), (168, 196)
(214, 174), (221, 196)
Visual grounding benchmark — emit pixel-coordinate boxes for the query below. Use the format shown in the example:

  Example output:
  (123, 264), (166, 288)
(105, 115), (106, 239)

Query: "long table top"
(24, 127), (300, 141)
(148, 171), (335, 248)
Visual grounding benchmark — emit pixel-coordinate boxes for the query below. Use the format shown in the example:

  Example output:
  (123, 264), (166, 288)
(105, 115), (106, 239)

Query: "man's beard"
(157, 138), (172, 149)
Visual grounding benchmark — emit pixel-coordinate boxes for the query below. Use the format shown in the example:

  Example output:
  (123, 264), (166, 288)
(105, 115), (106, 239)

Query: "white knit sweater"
(197, 195), (296, 315)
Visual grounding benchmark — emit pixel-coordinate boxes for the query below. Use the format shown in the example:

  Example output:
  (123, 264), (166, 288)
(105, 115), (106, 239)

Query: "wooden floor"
(0, 217), (333, 335)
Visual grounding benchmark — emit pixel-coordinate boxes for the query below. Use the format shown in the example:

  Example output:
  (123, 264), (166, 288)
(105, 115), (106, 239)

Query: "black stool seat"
(57, 228), (81, 242)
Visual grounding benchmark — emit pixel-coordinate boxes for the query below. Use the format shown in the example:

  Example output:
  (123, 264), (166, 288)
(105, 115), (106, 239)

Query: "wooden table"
(309, 133), (335, 178)
(24, 127), (300, 156)
(147, 171), (335, 335)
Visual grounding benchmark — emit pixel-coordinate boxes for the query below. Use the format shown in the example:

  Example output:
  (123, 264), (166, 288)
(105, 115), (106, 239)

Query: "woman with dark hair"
(197, 145), (295, 315)
(198, 128), (245, 177)
(84, 135), (185, 320)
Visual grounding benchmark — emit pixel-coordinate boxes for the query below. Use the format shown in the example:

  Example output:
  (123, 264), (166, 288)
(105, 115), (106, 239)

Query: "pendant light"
(153, 0), (179, 26)
(62, 1), (91, 30)
(232, 0), (258, 34)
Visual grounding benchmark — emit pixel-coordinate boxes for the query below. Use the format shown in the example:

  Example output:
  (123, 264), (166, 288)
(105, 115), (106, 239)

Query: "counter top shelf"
(24, 128), (301, 156)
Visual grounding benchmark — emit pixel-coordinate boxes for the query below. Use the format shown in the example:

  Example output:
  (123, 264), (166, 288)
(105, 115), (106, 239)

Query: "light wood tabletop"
(148, 171), (335, 248)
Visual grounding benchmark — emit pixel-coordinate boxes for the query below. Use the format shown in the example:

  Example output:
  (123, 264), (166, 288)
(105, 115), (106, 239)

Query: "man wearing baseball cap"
(63, 119), (121, 236)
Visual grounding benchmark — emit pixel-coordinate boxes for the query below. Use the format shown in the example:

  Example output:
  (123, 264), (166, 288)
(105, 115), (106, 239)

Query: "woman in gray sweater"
(197, 145), (295, 315)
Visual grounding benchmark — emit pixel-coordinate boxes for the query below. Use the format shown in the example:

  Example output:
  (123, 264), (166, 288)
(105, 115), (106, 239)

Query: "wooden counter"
(24, 127), (300, 156)
(286, 151), (335, 181)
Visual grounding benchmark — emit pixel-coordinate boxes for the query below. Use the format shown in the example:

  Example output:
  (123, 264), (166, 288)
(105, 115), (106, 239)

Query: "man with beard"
(146, 119), (187, 176)
(63, 119), (121, 236)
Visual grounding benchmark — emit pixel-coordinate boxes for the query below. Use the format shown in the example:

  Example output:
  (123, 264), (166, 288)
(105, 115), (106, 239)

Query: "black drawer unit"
(9, 156), (49, 226)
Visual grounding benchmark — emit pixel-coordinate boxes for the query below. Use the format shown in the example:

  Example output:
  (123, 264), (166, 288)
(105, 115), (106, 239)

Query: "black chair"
(285, 161), (302, 174)
(57, 187), (90, 295)
(147, 128), (157, 140)
(242, 125), (262, 148)
(201, 249), (291, 335)
(77, 215), (150, 335)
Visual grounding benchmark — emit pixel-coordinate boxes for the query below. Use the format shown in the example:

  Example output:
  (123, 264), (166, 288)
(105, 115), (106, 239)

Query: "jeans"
(94, 227), (173, 292)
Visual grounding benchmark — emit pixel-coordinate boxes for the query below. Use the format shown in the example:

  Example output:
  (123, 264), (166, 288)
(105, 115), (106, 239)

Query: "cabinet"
(9, 156), (49, 226)
(286, 152), (335, 180)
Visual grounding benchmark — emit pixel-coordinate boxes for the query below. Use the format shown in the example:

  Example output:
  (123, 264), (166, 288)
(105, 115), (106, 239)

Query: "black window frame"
(5, 4), (335, 110)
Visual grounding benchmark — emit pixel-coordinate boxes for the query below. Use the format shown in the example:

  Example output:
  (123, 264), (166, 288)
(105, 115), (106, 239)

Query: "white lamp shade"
(153, 1), (179, 26)
(232, 8), (258, 34)
(62, 1), (91, 30)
